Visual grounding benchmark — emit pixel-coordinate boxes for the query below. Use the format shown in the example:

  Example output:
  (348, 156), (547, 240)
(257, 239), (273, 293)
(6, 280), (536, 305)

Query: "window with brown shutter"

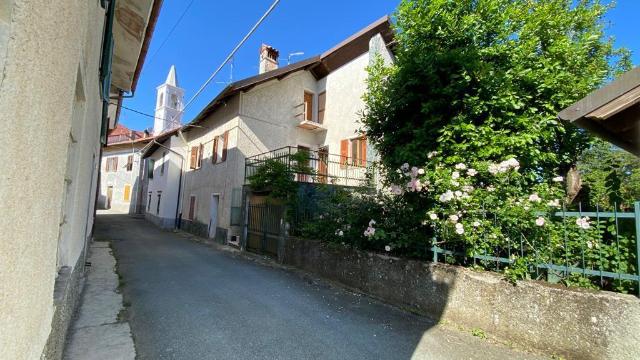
(197, 144), (203, 168)
(126, 155), (133, 171)
(212, 137), (218, 163)
(304, 91), (313, 121)
(221, 131), (229, 162)
(318, 91), (326, 124)
(340, 139), (349, 169)
(189, 146), (198, 169)
(188, 195), (196, 221)
(350, 137), (367, 167)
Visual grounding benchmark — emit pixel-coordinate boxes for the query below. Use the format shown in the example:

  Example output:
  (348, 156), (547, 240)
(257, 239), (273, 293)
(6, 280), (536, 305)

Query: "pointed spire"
(165, 65), (178, 87)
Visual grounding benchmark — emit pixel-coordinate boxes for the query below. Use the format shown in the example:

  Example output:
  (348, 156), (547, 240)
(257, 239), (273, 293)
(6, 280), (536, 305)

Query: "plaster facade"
(99, 143), (148, 213)
(169, 26), (395, 243)
(0, 0), (158, 358)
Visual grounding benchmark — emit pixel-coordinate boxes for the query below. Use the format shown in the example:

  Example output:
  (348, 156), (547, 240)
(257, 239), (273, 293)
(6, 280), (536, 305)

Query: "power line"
(147, 0), (198, 64)
(180, 0), (280, 115)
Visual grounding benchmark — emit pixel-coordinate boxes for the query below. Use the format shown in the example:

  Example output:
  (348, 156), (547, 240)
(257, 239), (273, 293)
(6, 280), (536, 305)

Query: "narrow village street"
(96, 212), (544, 360)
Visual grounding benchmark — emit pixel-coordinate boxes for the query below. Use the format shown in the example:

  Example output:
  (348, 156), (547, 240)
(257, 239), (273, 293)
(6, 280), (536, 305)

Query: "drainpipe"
(99, 0), (116, 145)
(149, 140), (185, 229)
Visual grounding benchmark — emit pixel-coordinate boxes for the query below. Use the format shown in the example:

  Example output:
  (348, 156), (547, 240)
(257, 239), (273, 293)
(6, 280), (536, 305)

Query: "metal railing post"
(635, 201), (640, 296)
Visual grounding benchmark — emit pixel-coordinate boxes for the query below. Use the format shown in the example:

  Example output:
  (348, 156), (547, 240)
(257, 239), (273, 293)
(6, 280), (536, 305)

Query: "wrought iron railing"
(244, 146), (376, 188)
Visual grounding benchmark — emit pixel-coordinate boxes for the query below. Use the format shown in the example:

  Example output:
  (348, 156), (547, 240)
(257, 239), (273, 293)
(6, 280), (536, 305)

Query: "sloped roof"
(558, 67), (640, 156)
(184, 15), (394, 130)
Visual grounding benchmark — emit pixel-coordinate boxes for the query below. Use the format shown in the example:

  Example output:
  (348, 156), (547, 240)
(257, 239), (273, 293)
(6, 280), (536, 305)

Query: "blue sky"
(119, 0), (640, 131)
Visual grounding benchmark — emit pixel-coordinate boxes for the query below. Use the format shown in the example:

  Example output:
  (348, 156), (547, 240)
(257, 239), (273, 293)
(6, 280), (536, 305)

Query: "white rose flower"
(455, 163), (467, 170)
(338, 230), (344, 236)
(535, 217), (545, 226)
(576, 216), (591, 230)
(472, 221), (480, 227)
(429, 213), (438, 220)
(449, 214), (459, 223)
(427, 151), (437, 159)
(455, 223), (464, 235)
(384, 245), (391, 252)
(467, 168), (477, 176)
(528, 193), (542, 203)
(452, 171), (460, 179)
(369, 219), (376, 227)
(418, 168), (425, 175)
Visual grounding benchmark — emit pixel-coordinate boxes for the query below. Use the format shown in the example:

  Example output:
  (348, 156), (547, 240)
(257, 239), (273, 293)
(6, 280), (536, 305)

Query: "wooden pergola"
(558, 67), (640, 156)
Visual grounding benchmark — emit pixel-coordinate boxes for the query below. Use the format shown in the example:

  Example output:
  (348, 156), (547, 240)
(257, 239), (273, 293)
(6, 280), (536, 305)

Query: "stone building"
(0, 0), (161, 358)
(141, 16), (395, 244)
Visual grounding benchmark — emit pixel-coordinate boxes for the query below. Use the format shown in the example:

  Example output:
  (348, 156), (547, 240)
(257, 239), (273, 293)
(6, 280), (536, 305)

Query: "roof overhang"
(558, 67), (640, 156)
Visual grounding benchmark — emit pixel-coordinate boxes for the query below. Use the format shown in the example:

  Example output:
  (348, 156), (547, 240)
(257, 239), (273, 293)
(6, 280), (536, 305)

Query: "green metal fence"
(431, 201), (640, 295)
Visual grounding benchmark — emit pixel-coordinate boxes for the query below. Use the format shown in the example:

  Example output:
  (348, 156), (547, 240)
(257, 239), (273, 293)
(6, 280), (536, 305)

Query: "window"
(318, 91), (326, 124)
(123, 184), (131, 202)
(190, 146), (203, 169)
(198, 144), (203, 168)
(147, 159), (155, 179)
(170, 94), (178, 109)
(158, 93), (164, 108)
(105, 157), (118, 172)
(160, 152), (166, 175)
(147, 192), (152, 211)
(188, 195), (196, 221)
(351, 137), (367, 167)
(156, 192), (162, 215)
(304, 91), (314, 121)
(212, 131), (229, 164)
(340, 137), (367, 168)
(126, 155), (133, 171)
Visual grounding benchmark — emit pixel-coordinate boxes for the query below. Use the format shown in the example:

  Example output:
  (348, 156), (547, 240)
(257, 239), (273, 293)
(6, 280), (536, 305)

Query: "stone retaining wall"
(281, 237), (640, 360)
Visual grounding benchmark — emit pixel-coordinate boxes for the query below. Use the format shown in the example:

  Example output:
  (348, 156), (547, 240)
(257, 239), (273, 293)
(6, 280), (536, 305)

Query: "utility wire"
(118, 0), (280, 130)
(180, 0), (280, 114)
(146, 0), (198, 64)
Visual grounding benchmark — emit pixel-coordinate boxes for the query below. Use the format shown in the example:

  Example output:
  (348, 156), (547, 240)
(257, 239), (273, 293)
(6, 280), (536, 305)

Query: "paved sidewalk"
(63, 241), (135, 360)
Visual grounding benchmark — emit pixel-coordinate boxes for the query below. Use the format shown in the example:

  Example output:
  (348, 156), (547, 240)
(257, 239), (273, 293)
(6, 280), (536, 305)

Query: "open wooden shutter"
(318, 91), (326, 124)
(304, 92), (313, 121)
(221, 131), (229, 162)
(360, 138), (367, 166)
(190, 146), (197, 169)
(212, 137), (218, 163)
(340, 139), (348, 169)
(198, 144), (204, 168)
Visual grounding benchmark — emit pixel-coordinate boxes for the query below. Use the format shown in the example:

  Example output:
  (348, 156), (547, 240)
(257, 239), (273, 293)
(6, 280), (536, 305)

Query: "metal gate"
(246, 204), (284, 257)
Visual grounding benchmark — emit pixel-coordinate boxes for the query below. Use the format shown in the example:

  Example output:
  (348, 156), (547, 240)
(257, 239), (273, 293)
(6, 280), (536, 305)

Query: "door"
(318, 146), (328, 184)
(208, 195), (219, 238)
(123, 184), (131, 202)
(106, 186), (113, 209)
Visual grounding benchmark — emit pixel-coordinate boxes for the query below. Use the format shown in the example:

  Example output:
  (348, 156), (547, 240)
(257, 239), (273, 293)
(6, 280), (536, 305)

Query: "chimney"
(259, 44), (279, 74)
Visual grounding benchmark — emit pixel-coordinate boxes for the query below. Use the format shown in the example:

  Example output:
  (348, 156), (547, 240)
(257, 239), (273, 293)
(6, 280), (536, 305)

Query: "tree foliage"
(362, 0), (631, 180)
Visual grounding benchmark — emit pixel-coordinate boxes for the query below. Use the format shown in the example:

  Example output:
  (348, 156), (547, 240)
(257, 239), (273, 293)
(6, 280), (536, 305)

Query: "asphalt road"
(97, 213), (543, 360)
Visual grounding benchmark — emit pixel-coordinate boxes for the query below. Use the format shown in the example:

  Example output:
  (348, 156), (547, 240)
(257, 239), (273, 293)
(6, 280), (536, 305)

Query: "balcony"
(245, 146), (375, 188)
(297, 120), (326, 131)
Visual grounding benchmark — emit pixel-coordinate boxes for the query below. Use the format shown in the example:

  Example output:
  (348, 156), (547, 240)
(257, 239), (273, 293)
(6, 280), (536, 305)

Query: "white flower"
(587, 241), (593, 249)
(451, 171), (460, 179)
(467, 168), (477, 176)
(364, 226), (376, 237)
(451, 180), (459, 187)
(429, 212), (438, 220)
(369, 219), (376, 227)
(455, 163), (467, 170)
(396, 169), (402, 174)
(454, 190), (462, 198)
(487, 185), (496, 192)
(576, 216), (591, 230)
(390, 185), (403, 195)
(552, 176), (564, 182)
(535, 217), (545, 226)
(338, 230), (344, 237)
(427, 151), (437, 159)
(384, 245), (391, 252)
(449, 214), (459, 223)
(472, 221), (481, 227)
(528, 193), (542, 203)
(418, 168), (425, 175)
(401, 163), (410, 171)
(547, 199), (560, 208)
(455, 223), (464, 235)
(439, 190), (454, 202)
(462, 185), (474, 193)
(488, 164), (500, 175)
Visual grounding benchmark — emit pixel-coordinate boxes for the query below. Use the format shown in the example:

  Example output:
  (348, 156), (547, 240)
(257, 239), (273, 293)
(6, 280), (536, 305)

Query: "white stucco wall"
(0, 0), (106, 358)
(99, 144), (146, 213)
(145, 135), (186, 227)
